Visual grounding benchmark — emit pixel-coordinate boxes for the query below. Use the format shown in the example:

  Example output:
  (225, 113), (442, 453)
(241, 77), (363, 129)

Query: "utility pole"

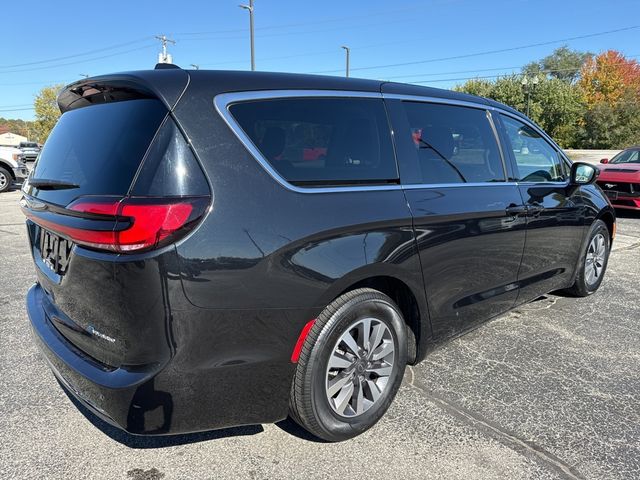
(239, 0), (255, 71)
(155, 35), (176, 64)
(190, 64), (200, 70)
(341, 46), (350, 77)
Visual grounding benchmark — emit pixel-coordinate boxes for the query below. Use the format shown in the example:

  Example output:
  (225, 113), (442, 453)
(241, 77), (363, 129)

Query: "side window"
(500, 115), (567, 183)
(228, 97), (397, 186)
(400, 101), (505, 184)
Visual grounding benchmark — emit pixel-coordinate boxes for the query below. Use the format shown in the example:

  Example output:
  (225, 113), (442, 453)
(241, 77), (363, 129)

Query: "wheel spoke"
(333, 382), (354, 415)
(327, 373), (352, 397)
(371, 341), (394, 361)
(366, 379), (382, 403)
(354, 381), (365, 415)
(328, 351), (353, 370)
(357, 318), (372, 351)
(367, 362), (393, 377)
(341, 331), (360, 356)
(368, 323), (385, 353)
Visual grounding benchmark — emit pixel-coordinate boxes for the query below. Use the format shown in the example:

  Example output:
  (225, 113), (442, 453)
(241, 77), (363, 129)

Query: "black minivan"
(21, 68), (614, 441)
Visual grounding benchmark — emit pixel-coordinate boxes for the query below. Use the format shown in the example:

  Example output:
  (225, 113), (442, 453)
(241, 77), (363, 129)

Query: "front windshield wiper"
(28, 178), (80, 190)
(417, 138), (467, 182)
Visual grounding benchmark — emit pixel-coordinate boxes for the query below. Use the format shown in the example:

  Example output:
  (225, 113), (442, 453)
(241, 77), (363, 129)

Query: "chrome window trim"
(214, 90), (396, 194)
(214, 89), (570, 194)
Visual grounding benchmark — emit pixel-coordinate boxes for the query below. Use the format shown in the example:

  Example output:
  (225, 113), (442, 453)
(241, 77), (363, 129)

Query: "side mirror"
(600, 158), (609, 164)
(571, 162), (598, 185)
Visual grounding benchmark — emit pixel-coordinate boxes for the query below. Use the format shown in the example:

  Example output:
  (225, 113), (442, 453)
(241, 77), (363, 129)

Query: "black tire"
(564, 219), (610, 297)
(0, 167), (12, 193)
(290, 288), (407, 442)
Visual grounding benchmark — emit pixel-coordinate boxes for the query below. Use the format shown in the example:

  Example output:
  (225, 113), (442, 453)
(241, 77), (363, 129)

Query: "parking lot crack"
(406, 366), (586, 480)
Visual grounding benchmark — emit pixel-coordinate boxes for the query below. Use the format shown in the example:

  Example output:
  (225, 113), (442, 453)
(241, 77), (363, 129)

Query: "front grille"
(597, 181), (636, 195)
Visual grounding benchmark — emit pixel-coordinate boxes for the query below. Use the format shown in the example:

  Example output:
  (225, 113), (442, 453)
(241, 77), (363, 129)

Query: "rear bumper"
(27, 282), (303, 435)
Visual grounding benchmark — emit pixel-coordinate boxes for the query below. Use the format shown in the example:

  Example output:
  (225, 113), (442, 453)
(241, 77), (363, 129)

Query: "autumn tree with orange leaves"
(576, 51), (640, 148)
(578, 50), (640, 108)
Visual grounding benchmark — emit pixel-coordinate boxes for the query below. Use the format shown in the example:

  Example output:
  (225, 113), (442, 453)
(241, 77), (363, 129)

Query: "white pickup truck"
(0, 146), (29, 193)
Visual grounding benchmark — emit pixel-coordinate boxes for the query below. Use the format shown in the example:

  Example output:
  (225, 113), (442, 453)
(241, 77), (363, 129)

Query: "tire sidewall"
(0, 167), (11, 193)
(306, 293), (407, 441)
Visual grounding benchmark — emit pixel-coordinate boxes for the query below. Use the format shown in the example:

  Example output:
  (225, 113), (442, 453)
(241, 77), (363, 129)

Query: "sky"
(2, 0), (640, 122)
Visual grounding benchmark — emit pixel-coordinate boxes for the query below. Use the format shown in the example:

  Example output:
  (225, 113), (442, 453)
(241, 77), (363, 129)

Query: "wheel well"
(339, 276), (421, 364)
(598, 211), (615, 241)
(0, 161), (15, 180)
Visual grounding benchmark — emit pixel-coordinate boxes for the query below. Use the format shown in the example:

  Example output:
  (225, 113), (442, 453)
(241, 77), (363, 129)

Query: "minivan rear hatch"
(22, 74), (211, 368)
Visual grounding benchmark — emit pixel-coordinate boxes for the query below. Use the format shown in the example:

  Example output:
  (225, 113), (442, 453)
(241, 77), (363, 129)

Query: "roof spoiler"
(57, 70), (190, 114)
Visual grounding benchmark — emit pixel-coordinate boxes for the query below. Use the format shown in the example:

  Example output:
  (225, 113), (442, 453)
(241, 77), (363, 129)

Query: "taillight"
(25, 196), (209, 253)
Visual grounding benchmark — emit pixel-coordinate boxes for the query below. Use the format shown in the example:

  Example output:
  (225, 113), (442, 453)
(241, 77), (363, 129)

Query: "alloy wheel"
(325, 317), (395, 418)
(585, 233), (606, 286)
(0, 172), (7, 190)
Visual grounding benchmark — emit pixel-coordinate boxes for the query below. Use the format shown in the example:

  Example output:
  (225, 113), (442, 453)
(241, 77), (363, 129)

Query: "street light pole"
(239, 0), (255, 71)
(341, 46), (350, 77)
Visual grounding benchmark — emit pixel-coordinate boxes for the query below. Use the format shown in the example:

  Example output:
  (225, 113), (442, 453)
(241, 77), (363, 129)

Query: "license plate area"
(40, 229), (72, 276)
(605, 190), (618, 200)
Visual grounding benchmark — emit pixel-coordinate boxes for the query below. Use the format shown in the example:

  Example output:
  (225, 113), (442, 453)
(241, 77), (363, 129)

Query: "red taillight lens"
(27, 196), (209, 253)
(117, 202), (194, 252)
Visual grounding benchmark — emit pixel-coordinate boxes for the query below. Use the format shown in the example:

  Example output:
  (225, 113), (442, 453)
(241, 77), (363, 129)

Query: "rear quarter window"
(228, 97), (398, 187)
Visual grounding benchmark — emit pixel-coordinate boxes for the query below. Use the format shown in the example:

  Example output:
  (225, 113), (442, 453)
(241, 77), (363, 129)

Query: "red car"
(597, 146), (640, 210)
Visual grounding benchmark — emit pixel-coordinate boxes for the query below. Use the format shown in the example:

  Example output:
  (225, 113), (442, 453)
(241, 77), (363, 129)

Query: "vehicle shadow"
(274, 417), (327, 443)
(59, 381), (265, 449)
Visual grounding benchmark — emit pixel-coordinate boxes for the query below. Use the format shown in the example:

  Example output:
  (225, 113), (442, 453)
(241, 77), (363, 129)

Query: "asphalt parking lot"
(1, 185), (639, 480)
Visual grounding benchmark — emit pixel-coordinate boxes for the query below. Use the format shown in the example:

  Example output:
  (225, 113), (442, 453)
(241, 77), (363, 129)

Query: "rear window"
(228, 97), (398, 186)
(29, 99), (167, 205)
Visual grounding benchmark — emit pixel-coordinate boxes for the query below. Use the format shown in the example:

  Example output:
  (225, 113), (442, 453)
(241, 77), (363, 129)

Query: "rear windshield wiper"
(28, 178), (80, 190)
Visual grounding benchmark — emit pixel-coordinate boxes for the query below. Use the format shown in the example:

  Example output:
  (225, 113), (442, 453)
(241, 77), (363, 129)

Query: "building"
(0, 131), (28, 147)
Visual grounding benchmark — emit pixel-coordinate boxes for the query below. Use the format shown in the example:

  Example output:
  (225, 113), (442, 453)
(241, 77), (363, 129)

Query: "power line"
(384, 55), (640, 81)
(310, 25), (640, 74)
(0, 44), (156, 75)
(0, 107), (35, 112)
(0, 37), (152, 70)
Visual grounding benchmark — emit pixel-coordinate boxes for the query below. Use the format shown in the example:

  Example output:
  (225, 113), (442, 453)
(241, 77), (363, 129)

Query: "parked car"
(597, 146), (640, 210)
(18, 141), (41, 162)
(0, 145), (28, 193)
(21, 68), (615, 442)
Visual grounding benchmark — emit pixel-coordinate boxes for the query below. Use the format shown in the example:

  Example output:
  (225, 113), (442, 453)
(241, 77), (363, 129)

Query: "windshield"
(610, 149), (640, 164)
(22, 143), (38, 148)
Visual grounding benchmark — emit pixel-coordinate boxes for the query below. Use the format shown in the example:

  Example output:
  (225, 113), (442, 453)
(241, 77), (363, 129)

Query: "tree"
(456, 75), (584, 147)
(522, 46), (591, 83)
(541, 46), (592, 82)
(577, 89), (640, 148)
(532, 78), (584, 147)
(578, 50), (640, 108)
(33, 84), (63, 143)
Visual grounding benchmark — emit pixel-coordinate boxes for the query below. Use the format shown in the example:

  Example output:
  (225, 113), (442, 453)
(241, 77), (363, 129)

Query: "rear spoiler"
(57, 70), (190, 114)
